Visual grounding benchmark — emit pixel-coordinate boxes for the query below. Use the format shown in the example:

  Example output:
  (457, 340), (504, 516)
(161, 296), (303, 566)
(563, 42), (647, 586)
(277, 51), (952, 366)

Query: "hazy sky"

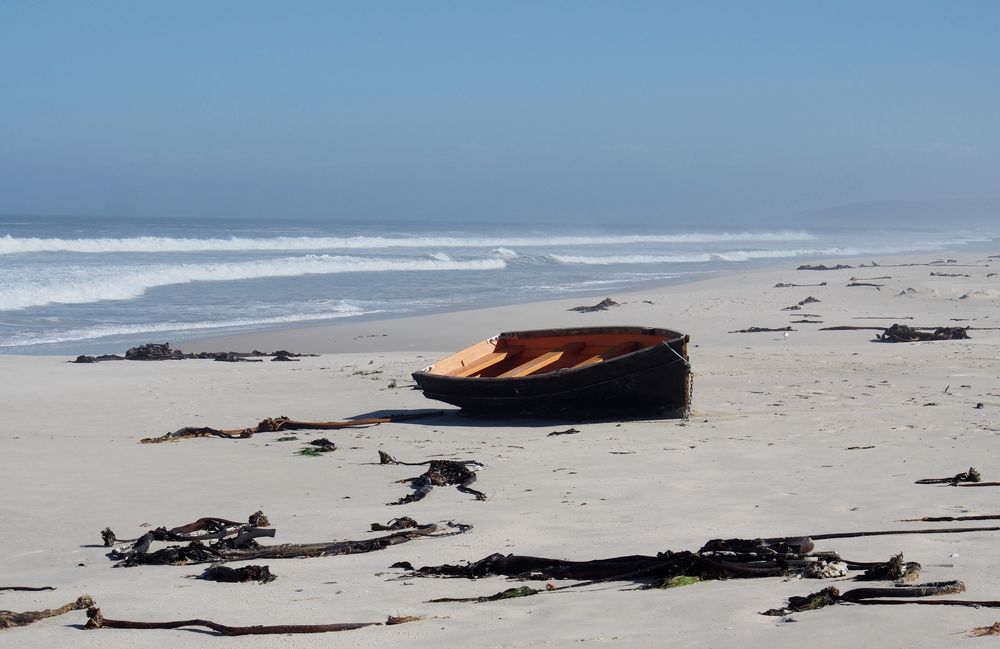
(2, 1), (998, 224)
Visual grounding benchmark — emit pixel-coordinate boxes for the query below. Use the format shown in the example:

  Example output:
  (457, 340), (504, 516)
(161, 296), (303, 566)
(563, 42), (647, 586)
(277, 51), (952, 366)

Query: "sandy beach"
(3, 249), (1000, 647)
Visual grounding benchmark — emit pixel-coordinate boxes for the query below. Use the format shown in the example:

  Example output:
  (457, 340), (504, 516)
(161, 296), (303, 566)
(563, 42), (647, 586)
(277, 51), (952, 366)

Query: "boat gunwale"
(413, 326), (689, 380)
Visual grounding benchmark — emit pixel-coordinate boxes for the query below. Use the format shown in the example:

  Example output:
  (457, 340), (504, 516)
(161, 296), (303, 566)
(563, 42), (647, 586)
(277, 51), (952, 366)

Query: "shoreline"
(180, 247), (995, 355)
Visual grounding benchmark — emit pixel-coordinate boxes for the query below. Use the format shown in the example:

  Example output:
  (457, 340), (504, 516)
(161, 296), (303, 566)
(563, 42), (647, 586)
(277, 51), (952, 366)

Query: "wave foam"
(0, 304), (370, 348)
(0, 254), (506, 310)
(0, 230), (816, 254)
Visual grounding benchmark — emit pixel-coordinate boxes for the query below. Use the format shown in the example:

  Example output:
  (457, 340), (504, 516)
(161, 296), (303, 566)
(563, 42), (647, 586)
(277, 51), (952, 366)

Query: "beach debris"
(762, 581), (969, 616)
(378, 451), (486, 504)
(930, 272), (970, 277)
(846, 445), (875, 450)
(790, 319), (823, 324)
(850, 276), (892, 281)
(547, 428), (581, 436)
(106, 518), (471, 567)
(774, 282), (827, 287)
(797, 264), (853, 271)
(370, 517), (418, 531)
(197, 564), (276, 584)
(428, 586), (540, 603)
(568, 298), (620, 312)
(0, 586), (56, 592)
(139, 410), (444, 444)
(1, 595), (94, 629)
(728, 326), (794, 334)
(101, 511), (273, 548)
(407, 526), (998, 594)
(71, 343), (318, 363)
(969, 622), (1000, 637)
(84, 607), (417, 635)
(876, 324), (970, 342)
(297, 438), (336, 456)
(915, 467), (981, 485)
(846, 282), (883, 289)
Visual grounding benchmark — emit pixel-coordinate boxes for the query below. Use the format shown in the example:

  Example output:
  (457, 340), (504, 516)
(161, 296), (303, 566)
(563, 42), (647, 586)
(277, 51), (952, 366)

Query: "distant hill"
(799, 199), (1000, 227)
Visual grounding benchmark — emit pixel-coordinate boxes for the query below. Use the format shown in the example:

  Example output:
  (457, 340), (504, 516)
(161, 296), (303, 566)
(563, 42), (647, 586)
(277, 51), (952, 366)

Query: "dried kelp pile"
(139, 410), (443, 444)
(568, 298), (620, 312)
(101, 511), (471, 567)
(877, 324), (970, 342)
(400, 526), (1000, 609)
(379, 450), (487, 504)
(72, 342), (318, 363)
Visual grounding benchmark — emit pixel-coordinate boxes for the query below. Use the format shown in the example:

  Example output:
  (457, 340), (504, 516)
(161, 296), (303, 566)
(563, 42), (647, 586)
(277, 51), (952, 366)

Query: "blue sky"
(1, 1), (998, 224)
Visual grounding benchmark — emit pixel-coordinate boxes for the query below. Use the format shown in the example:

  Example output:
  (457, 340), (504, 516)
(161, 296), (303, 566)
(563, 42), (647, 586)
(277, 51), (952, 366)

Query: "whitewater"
(0, 215), (994, 353)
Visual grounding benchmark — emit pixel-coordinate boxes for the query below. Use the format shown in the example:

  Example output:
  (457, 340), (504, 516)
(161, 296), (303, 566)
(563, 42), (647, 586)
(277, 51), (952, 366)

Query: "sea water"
(0, 215), (994, 354)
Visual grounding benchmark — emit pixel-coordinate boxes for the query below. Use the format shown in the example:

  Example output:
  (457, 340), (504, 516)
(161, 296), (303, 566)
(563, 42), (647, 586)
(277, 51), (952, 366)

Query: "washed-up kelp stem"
(915, 467), (981, 485)
(0, 586), (55, 592)
(1, 596), (94, 629)
(103, 511), (272, 547)
(140, 411), (444, 444)
(84, 608), (417, 635)
(762, 582), (968, 615)
(806, 525), (999, 541)
(114, 521), (472, 566)
(900, 514), (1000, 522)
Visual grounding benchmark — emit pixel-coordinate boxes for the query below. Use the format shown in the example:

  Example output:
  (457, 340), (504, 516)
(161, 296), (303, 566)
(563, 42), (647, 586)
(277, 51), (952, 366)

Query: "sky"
(1, 1), (998, 225)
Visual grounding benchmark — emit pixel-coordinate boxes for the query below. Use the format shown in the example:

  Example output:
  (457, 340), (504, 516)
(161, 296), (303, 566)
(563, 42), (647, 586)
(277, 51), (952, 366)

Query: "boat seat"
(571, 340), (641, 369)
(448, 345), (524, 377)
(498, 342), (586, 378)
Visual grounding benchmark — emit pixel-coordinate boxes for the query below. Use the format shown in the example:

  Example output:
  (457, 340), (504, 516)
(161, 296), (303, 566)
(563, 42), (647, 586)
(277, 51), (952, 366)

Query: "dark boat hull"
(412, 326), (691, 418)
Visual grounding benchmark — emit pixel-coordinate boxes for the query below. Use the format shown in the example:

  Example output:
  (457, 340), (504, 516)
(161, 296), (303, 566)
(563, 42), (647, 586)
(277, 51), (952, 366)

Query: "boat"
(411, 326), (691, 418)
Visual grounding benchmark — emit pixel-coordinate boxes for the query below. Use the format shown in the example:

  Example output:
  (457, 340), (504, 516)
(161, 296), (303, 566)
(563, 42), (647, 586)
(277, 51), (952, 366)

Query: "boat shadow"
(349, 408), (683, 428)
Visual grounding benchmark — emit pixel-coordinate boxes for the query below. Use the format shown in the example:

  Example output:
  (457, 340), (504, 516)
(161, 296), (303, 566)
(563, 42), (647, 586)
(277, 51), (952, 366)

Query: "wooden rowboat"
(411, 326), (691, 418)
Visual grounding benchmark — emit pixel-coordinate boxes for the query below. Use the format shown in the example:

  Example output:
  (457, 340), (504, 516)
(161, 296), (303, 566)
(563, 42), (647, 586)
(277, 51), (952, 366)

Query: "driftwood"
(728, 326), (794, 334)
(139, 411), (444, 444)
(379, 451), (486, 504)
(877, 324), (970, 342)
(84, 607), (418, 635)
(568, 298), (619, 313)
(109, 518), (469, 567)
(73, 343), (317, 363)
(1, 595), (94, 629)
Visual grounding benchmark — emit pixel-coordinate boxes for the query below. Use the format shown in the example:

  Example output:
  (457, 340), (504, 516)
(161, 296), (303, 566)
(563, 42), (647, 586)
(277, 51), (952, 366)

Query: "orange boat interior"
(424, 332), (674, 379)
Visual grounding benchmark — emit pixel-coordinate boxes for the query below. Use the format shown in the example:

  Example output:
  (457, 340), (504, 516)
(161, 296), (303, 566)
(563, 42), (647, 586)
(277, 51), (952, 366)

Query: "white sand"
(3, 250), (1000, 647)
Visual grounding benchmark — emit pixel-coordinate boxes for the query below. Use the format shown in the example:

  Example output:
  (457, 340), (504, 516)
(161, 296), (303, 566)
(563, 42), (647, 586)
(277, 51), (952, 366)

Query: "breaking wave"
(0, 230), (816, 255)
(0, 255), (506, 310)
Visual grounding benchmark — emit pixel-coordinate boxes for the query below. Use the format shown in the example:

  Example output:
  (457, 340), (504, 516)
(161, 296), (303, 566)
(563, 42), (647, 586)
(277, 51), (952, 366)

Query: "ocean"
(1, 215), (995, 354)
